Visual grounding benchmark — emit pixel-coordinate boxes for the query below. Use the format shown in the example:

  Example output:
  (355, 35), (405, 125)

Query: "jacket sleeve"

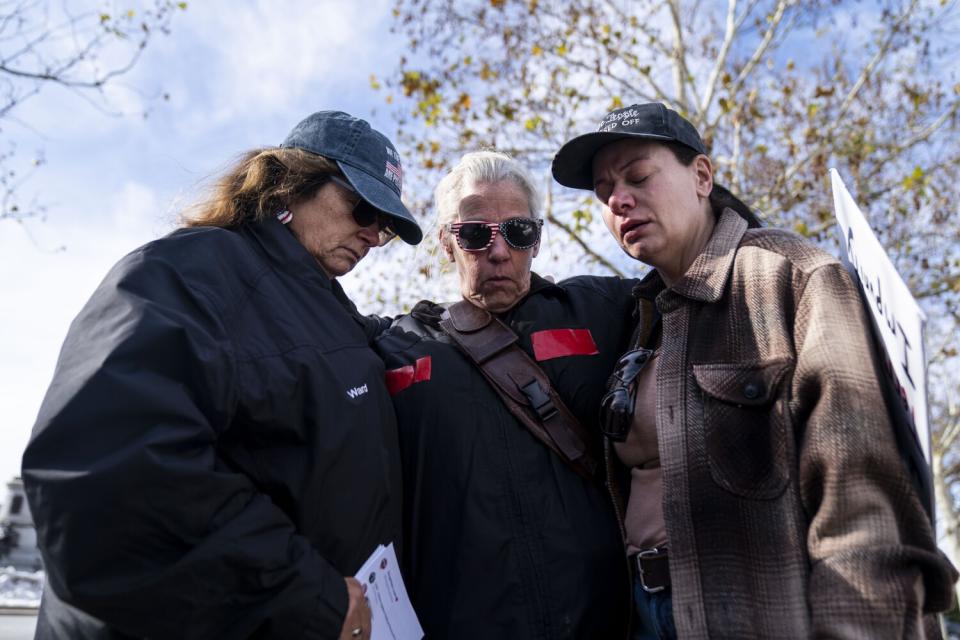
(21, 250), (349, 639)
(792, 262), (956, 638)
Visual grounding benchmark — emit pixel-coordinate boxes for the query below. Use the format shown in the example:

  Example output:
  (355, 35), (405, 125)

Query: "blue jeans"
(631, 576), (677, 640)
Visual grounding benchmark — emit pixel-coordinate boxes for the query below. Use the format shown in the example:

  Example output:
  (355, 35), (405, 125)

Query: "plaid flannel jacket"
(622, 209), (956, 639)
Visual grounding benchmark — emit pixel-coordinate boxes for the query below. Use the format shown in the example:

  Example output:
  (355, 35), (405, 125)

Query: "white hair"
(433, 150), (543, 228)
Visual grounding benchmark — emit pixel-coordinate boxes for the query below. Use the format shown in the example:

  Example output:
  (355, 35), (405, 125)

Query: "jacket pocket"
(692, 359), (792, 499)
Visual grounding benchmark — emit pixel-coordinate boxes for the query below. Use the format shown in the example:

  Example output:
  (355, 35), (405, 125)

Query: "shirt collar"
(246, 218), (375, 331)
(671, 208), (747, 302)
(244, 217), (333, 290)
(528, 271), (562, 296)
(634, 208), (748, 310)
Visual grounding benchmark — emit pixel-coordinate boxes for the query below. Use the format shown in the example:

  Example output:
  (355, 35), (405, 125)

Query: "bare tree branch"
(667, 0), (689, 107)
(0, 1), (185, 225)
(755, 0), (921, 211)
(729, 0), (795, 96)
(881, 101), (960, 154)
(544, 179), (624, 276)
(696, 0), (738, 123)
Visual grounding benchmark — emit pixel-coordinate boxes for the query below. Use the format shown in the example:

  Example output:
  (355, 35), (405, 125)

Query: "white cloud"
(0, 215), (161, 484)
(108, 180), (174, 235)
(218, 1), (390, 95)
(154, 0), (400, 129)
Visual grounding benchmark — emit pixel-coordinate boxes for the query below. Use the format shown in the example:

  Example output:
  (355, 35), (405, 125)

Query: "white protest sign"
(830, 169), (930, 462)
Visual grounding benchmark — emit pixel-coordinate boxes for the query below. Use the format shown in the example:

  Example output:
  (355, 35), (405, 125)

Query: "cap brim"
(338, 162), (423, 245)
(551, 131), (680, 190)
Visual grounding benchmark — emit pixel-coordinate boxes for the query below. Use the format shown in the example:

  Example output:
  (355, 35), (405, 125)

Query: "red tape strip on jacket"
(530, 329), (598, 361)
(385, 356), (432, 395)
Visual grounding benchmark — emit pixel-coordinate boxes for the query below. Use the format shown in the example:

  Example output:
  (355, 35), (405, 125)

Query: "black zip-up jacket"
(373, 274), (635, 640)
(21, 219), (402, 639)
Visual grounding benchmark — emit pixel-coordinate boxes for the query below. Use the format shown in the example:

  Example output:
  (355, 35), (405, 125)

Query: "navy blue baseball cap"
(552, 103), (707, 190)
(281, 111), (423, 244)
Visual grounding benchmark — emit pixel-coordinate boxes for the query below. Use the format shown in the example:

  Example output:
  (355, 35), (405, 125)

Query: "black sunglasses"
(599, 348), (654, 442)
(445, 217), (543, 252)
(328, 175), (397, 246)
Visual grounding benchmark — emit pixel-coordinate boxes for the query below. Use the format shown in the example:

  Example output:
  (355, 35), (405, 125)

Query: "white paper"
(355, 543), (424, 640)
(830, 168), (930, 462)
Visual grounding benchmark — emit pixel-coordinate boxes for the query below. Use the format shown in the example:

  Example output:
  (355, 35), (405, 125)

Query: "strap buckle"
(636, 547), (668, 594)
(519, 379), (558, 421)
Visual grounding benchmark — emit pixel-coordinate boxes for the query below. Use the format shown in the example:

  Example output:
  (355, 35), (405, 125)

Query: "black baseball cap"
(552, 103), (707, 190)
(281, 111), (423, 244)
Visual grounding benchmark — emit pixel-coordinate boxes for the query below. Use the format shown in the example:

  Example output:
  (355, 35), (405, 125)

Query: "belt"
(631, 547), (670, 593)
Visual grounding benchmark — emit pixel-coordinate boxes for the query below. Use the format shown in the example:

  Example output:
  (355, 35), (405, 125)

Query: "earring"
(276, 209), (293, 225)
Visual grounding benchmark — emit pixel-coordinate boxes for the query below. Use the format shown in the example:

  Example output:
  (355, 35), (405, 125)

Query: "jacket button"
(743, 382), (761, 400)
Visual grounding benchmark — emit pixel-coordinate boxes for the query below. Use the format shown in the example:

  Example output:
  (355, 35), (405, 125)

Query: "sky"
(0, 0), (426, 488)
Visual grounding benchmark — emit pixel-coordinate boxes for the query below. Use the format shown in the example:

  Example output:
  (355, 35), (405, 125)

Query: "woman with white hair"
(374, 151), (635, 639)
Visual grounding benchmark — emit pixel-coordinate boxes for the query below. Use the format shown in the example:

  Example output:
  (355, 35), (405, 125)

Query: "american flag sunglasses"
(445, 217), (543, 251)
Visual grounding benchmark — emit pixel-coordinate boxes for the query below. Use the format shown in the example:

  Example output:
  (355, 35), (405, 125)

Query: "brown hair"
(664, 142), (763, 228)
(182, 147), (340, 228)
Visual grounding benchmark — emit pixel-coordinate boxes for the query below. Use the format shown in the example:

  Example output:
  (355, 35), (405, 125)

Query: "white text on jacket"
(346, 384), (368, 399)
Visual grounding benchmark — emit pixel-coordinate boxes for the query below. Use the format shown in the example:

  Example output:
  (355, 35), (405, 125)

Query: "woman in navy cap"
(552, 103), (956, 639)
(22, 111), (421, 640)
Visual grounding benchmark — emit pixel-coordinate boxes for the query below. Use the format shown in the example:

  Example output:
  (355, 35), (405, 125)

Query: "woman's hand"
(338, 577), (372, 640)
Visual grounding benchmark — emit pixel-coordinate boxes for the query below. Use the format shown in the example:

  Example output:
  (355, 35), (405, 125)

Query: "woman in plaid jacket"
(551, 102), (957, 639)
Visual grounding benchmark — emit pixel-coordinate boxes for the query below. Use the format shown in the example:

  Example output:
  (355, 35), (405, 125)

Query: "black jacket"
(21, 219), (402, 639)
(374, 274), (635, 640)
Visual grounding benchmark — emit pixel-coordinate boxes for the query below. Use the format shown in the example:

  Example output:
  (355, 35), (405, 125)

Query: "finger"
(360, 597), (372, 631)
